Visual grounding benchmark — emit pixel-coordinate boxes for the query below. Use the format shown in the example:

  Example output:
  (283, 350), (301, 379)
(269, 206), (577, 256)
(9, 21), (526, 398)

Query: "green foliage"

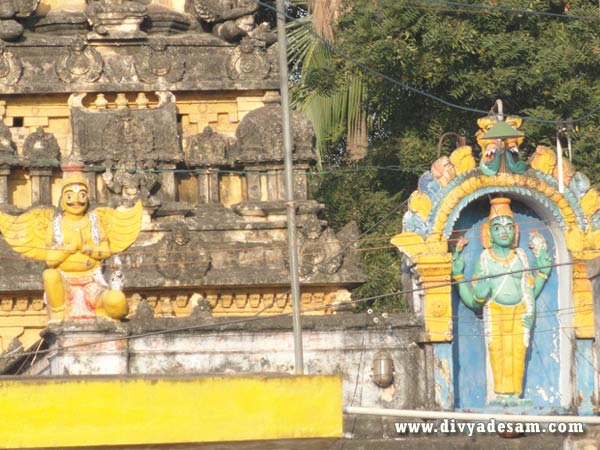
(287, 14), (368, 163)
(309, 152), (410, 312)
(293, 0), (600, 311)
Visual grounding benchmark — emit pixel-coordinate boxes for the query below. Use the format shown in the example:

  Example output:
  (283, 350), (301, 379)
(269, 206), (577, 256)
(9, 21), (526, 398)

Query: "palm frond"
(286, 0), (369, 162)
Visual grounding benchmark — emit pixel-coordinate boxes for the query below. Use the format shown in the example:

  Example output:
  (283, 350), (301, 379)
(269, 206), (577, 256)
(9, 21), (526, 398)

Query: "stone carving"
(102, 157), (160, 208)
(0, 160), (143, 323)
(189, 0), (256, 22)
(476, 116), (526, 176)
(85, 0), (149, 41)
(451, 198), (551, 404)
(227, 37), (270, 81)
(232, 96), (316, 164)
(104, 55), (136, 83)
(188, 0), (256, 41)
(298, 215), (343, 277)
(187, 0), (276, 43)
(0, 44), (22, 87)
(56, 36), (104, 83)
(70, 91), (182, 164)
(134, 40), (185, 84)
(430, 156), (455, 188)
(154, 222), (211, 281)
(0, 121), (17, 166)
(145, 4), (193, 35)
(185, 126), (231, 166)
(247, 22), (277, 46)
(103, 110), (154, 161)
(0, 0), (40, 41)
(22, 127), (60, 167)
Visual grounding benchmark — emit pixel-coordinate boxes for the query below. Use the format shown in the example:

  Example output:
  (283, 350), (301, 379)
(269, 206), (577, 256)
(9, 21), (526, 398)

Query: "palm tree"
(287, 0), (368, 163)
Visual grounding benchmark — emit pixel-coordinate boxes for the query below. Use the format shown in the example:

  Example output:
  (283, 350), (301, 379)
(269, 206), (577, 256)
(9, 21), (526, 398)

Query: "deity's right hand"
(451, 237), (468, 276)
(451, 251), (465, 276)
(474, 278), (491, 301)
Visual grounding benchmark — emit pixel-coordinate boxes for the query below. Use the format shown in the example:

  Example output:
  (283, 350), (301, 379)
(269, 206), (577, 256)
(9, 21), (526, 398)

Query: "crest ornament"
(0, 44), (22, 87)
(56, 36), (104, 83)
(227, 37), (269, 80)
(22, 127), (60, 167)
(185, 126), (231, 166)
(134, 41), (185, 84)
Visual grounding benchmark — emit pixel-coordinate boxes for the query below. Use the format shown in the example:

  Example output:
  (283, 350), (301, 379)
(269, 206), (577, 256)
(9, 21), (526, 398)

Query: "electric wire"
(0, 214), (563, 261)
(258, 0), (600, 125)
(0, 153), (431, 175)
(0, 258), (582, 362)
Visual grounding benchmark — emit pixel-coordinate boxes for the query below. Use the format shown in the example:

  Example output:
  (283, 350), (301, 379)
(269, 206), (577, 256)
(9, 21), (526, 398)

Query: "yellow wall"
(0, 375), (342, 449)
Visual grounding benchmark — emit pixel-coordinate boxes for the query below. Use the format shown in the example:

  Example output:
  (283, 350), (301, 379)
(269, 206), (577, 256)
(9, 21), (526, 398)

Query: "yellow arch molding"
(428, 173), (581, 251)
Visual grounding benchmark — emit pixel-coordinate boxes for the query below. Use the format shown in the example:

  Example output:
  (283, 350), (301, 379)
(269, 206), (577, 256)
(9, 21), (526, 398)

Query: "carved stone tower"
(0, 0), (364, 353)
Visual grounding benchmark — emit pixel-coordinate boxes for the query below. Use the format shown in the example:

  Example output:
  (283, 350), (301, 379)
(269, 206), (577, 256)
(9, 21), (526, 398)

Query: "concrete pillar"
(267, 169), (278, 201)
(0, 167), (10, 203)
(84, 170), (97, 202)
(294, 168), (308, 201)
(159, 164), (176, 203)
(196, 168), (219, 204)
(246, 167), (261, 202)
(30, 168), (52, 206)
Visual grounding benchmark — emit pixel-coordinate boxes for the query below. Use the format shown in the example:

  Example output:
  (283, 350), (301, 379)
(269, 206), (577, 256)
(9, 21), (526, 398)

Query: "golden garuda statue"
(0, 159), (143, 323)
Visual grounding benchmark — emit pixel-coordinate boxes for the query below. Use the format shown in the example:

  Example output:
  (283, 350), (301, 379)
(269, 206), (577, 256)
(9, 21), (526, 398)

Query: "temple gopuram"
(0, 0), (363, 354)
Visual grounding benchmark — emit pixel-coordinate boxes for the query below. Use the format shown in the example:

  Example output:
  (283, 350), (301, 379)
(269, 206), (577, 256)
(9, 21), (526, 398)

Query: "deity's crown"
(488, 197), (514, 221)
(482, 197), (518, 248)
(61, 156), (88, 191)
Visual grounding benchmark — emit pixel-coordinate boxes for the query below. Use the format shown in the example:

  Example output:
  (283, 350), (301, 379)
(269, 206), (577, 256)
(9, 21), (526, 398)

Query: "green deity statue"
(451, 197), (552, 402)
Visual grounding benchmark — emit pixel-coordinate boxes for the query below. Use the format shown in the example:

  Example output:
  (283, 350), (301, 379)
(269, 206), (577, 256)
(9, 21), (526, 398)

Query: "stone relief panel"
(0, 45), (280, 93)
(70, 91), (182, 164)
(153, 222), (211, 281)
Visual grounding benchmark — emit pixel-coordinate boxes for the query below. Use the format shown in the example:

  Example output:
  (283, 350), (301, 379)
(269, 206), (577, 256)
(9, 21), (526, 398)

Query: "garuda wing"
(93, 200), (143, 254)
(0, 207), (54, 261)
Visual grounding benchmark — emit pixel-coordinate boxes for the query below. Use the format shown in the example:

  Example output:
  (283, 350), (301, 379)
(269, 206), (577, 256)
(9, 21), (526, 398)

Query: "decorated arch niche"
(392, 116), (600, 413)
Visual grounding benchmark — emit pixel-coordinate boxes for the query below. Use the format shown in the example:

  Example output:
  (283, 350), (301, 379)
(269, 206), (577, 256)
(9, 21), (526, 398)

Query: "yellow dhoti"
(485, 301), (528, 395)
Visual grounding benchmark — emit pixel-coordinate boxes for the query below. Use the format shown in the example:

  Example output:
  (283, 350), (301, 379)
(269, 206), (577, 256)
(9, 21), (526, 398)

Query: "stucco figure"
(451, 197), (552, 402)
(0, 160), (142, 323)
(476, 117), (526, 175)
